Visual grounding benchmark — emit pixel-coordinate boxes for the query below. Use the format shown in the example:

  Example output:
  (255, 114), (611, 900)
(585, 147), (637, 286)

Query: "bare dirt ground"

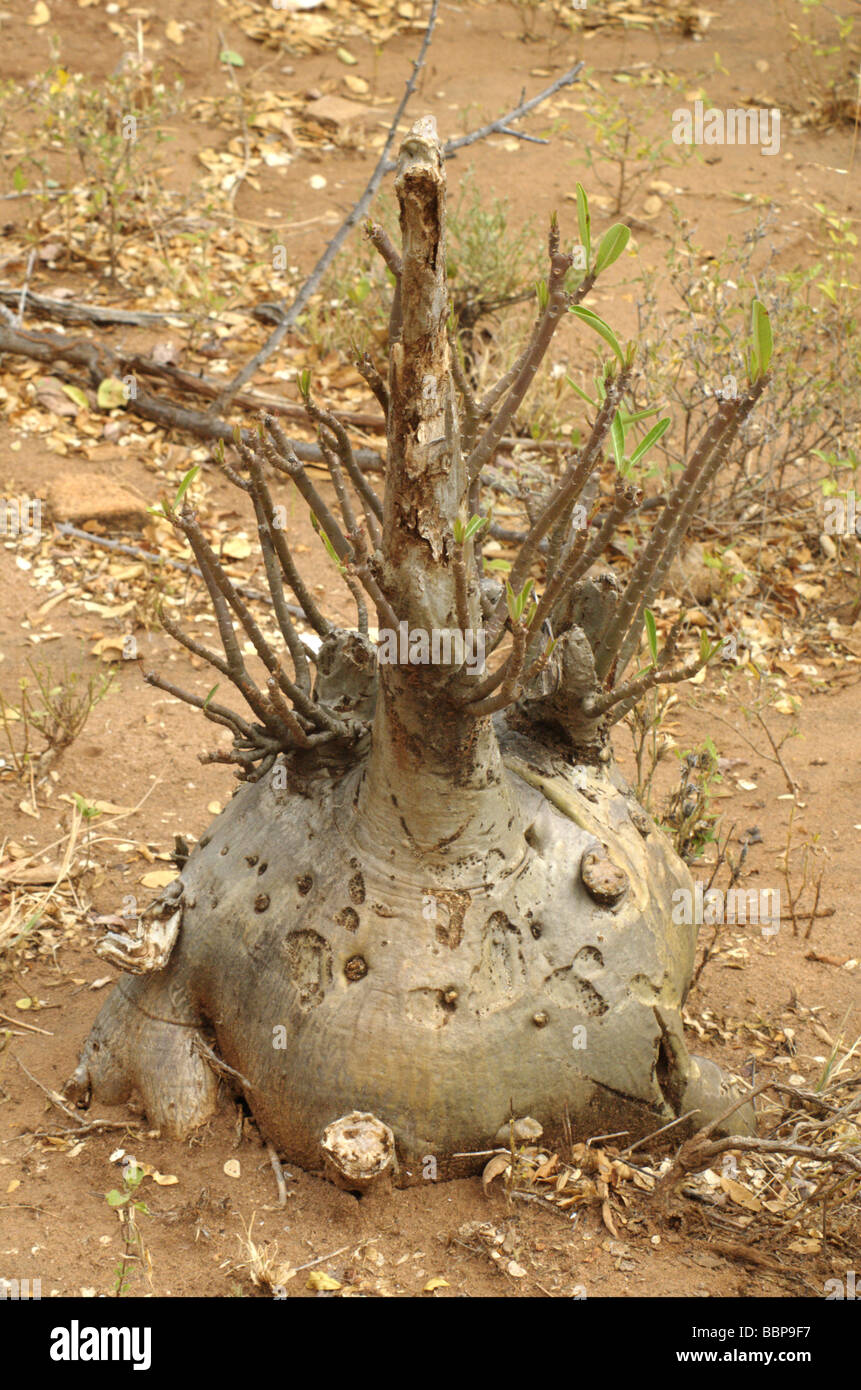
(0, 0), (858, 1301)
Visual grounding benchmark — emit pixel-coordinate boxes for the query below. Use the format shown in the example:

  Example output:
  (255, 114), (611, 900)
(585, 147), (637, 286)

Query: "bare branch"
(212, 0), (441, 412)
(583, 648), (709, 721)
(466, 243), (574, 480)
(483, 371), (630, 650)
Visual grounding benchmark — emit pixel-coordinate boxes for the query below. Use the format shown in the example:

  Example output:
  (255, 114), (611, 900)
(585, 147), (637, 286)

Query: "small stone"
(532, 1011), (548, 1028)
(45, 472), (150, 531)
(304, 95), (381, 135)
(254, 893), (270, 913)
(580, 848), (628, 906)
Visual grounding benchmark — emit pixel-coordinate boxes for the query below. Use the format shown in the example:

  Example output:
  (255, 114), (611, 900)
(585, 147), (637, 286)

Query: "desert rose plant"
(68, 118), (771, 1187)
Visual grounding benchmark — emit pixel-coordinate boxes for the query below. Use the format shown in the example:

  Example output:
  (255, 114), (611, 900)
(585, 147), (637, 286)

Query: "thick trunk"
(356, 115), (522, 867)
(68, 116), (761, 1182)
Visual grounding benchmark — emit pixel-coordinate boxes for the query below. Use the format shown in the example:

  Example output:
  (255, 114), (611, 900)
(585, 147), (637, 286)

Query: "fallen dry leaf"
(481, 1152), (511, 1190)
(140, 870), (179, 889)
(720, 1175), (762, 1212)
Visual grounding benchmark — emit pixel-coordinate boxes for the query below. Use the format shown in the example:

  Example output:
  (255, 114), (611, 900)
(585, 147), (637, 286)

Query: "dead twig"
(213, 0), (441, 413)
(266, 1141), (293, 1208)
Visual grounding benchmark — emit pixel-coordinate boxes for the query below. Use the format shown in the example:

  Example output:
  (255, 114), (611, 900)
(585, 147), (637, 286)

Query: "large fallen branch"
(0, 320), (384, 470)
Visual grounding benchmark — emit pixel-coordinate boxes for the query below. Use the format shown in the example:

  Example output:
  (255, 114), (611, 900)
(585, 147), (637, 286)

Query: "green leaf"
(12, 165), (25, 193)
(565, 375), (597, 409)
(105, 1190), (127, 1207)
(594, 223), (630, 275)
(569, 305), (625, 364)
(202, 684), (219, 711)
(619, 404), (660, 428)
(628, 417), (671, 468)
(96, 377), (127, 410)
(173, 465), (200, 509)
(61, 383), (89, 411)
(536, 278), (549, 312)
(576, 183), (591, 268)
(484, 557), (511, 573)
(297, 368), (311, 398)
(751, 299), (773, 376)
(644, 608), (659, 665)
(314, 521), (342, 569)
(505, 578), (534, 622)
(219, 49), (244, 66)
(700, 631), (721, 662)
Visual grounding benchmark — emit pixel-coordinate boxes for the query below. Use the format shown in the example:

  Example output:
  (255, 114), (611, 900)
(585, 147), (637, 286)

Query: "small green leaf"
(61, 383), (89, 411)
(619, 404), (660, 428)
(105, 1190), (127, 1207)
(536, 278), (549, 312)
(611, 411), (626, 469)
(173, 465), (200, 509)
(751, 299), (773, 376)
(576, 183), (591, 268)
(628, 417), (671, 468)
(13, 165), (25, 193)
(96, 377), (127, 410)
(565, 375), (597, 409)
(700, 630), (720, 662)
(505, 578), (534, 622)
(202, 684), (219, 711)
(297, 368), (311, 398)
(594, 223), (630, 275)
(644, 608), (658, 665)
(484, 557), (511, 573)
(316, 524), (342, 568)
(219, 49), (244, 66)
(569, 305), (625, 364)
(453, 518), (465, 544)
(461, 514), (487, 542)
